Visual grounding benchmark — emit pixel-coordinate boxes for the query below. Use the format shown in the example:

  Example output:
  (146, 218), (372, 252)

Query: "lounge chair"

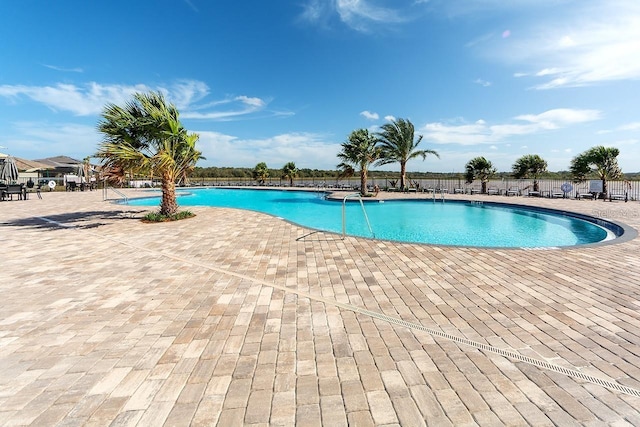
(577, 191), (595, 200)
(609, 192), (626, 202)
(551, 187), (565, 198)
(487, 186), (500, 195)
(506, 187), (520, 196)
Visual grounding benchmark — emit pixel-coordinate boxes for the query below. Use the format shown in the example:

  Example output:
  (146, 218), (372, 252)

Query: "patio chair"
(551, 187), (565, 198)
(5, 184), (25, 200)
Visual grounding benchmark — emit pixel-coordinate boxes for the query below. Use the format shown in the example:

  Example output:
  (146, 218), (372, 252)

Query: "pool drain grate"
(357, 308), (640, 399)
(52, 216), (640, 400)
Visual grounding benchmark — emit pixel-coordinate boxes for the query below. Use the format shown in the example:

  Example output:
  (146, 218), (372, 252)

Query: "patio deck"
(1, 189), (639, 426)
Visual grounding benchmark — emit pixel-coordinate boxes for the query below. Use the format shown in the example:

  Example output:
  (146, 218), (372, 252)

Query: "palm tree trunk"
(160, 172), (178, 216)
(602, 178), (608, 199)
(360, 169), (367, 196)
(400, 162), (407, 191)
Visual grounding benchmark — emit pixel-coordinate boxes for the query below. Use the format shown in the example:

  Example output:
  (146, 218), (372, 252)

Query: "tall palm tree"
(465, 156), (496, 194)
(337, 128), (381, 196)
(282, 162), (298, 187)
(252, 162), (269, 184)
(512, 154), (548, 192)
(96, 91), (203, 216)
(570, 145), (621, 197)
(375, 118), (439, 190)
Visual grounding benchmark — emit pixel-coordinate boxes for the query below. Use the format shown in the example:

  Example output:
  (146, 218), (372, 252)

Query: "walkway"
(1, 189), (639, 426)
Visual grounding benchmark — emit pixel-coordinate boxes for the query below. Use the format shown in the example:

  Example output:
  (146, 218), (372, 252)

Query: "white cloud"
(196, 131), (340, 169)
(360, 110), (379, 120)
(43, 64), (84, 73)
(300, 0), (425, 32)
(474, 78), (491, 87)
(619, 122), (640, 131)
(494, 0), (640, 88)
(0, 80), (276, 121)
(384, 115), (395, 122)
(0, 82), (149, 116)
(422, 108), (601, 145)
(6, 121), (98, 160)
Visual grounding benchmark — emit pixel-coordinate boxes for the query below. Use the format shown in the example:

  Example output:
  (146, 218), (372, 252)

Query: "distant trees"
(512, 154), (548, 192)
(337, 129), (381, 196)
(96, 91), (203, 216)
(375, 118), (439, 191)
(570, 146), (621, 197)
(252, 162), (269, 184)
(282, 162), (298, 186)
(465, 157), (496, 194)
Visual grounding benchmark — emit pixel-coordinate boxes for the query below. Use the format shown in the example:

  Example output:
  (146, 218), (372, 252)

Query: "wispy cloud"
(619, 122), (640, 131)
(494, 0), (640, 89)
(183, 0), (199, 12)
(7, 121), (97, 159)
(422, 108), (601, 145)
(300, 0), (424, 32)
(598, 121), (640, 134)
(0, 79), (279, 121)
(43, 64), (84, 73)
(360, 110), (379, 120)
(0, 82), (149, 115)
(181, 95), (269, 120)
(196, 131), (339, 168)
(474, 78), (491, 87)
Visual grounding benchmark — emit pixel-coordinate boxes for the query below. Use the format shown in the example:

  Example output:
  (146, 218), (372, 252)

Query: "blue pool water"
(128, 188), (613, 247)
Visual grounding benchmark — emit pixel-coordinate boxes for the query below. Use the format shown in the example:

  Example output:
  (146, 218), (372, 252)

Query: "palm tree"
(375, 118), (439, 191)
(96, 91), (203, 216)
(337, 128), (381, 196)
(282, 162), (298, 187)
(252, 162), (269, 184)
(465, 156), (496, 194)
(570, 146), (621, 198)
(512, 154), (548, 192)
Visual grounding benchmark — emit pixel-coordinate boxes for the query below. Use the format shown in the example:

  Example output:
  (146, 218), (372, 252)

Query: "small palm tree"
(337, 129), (381, 196)
(282, 162), (298, 187)
(465, 156), (496, 193)
(570, 146), (621, 197)
(96, 91), (203, 216)
(512, 154), (548, 192)
(252, 162), (269, 184)
(375, 118), (439, 191)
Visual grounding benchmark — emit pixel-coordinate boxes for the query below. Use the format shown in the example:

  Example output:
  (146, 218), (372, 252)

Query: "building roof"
(33, 156), (83, 168)
(14, 157), (53, 172)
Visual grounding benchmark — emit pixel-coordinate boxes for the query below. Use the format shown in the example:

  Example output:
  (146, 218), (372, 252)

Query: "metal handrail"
(102, 181), (129, 204)
(342, 193), (374, 239)
(432, 188), (446, 203)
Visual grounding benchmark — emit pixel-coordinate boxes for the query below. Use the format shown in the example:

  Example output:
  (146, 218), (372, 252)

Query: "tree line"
(94, 91), (629, 218)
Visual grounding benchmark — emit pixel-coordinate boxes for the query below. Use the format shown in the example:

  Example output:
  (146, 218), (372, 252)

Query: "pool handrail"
(102, 183), (129, 204)
(342, 193), (375, 239)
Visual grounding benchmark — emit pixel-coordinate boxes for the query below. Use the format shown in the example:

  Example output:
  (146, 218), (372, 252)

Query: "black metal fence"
(180, 177), (640, 200)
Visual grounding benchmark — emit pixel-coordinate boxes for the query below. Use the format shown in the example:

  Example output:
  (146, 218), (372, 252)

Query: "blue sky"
(1, 0), (639, 173)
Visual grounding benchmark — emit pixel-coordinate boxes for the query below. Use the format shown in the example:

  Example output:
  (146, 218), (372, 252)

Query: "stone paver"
(1, 188), (640, 425)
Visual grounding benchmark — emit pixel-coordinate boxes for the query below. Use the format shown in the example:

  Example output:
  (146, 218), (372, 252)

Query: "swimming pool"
(128, 188), (621, 248)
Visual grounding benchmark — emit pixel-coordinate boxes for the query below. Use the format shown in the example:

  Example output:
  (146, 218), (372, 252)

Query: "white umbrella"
(0, 156), (19, 183)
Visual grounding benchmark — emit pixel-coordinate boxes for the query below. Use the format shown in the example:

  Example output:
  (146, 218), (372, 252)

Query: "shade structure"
(0, 156), (19, 183)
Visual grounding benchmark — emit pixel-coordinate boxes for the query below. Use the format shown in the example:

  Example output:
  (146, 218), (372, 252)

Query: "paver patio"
(1, 188), (639, 426)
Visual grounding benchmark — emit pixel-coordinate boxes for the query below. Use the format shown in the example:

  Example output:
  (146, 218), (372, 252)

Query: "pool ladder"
(342, 193), (375, 239)
(432, 189), (445, 203)
(102, 185), (129, 204)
